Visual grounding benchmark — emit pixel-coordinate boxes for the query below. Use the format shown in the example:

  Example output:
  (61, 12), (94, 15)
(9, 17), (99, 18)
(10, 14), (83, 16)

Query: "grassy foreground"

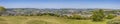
(0, 16), (108, 24)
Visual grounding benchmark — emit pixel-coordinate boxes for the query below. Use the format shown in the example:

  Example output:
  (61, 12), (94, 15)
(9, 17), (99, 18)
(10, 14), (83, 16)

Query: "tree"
(0, 6), (6, 11)
(91, 9), (105, 21)
(0, 6), (6, 16)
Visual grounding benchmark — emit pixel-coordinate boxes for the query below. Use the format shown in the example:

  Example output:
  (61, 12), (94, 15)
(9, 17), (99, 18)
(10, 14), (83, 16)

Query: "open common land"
(0, 16), (115, 24)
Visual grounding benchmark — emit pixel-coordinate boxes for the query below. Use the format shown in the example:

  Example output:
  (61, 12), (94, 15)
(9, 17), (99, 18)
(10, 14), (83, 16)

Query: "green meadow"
(0, 16), (112, 24)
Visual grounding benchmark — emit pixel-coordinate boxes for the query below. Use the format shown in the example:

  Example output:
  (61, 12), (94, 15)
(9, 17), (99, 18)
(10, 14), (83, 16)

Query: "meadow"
(0, 16), (112, 24)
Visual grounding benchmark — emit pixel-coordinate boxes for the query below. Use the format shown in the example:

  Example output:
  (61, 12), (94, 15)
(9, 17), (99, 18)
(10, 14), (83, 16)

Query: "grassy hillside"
(0, 16), (109, 24)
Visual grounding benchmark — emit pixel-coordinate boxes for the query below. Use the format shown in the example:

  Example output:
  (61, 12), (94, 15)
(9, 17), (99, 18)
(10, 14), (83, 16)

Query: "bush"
(106, 14), (116, 19)
(0, 6), (6, 16)
(91, 15), (104, 22)
(68, 16), (81, 20)
(0, 6), (6, 11)
(81, 17), (91, 20)
(107, 20), (120, 24)
(41, 13), (59, 16)
(91, 9), (105, 22)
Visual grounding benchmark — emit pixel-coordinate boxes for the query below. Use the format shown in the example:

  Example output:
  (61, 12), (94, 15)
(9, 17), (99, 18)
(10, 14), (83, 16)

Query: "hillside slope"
(0, 16), (107, 24)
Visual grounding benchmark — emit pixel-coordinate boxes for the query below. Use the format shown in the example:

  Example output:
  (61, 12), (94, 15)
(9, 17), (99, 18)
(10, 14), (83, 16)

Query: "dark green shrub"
(67, 14), (81, 20)
(91, 9), (105, 22)
(40, 13), (59, 16)
(106, 14), (116, 19)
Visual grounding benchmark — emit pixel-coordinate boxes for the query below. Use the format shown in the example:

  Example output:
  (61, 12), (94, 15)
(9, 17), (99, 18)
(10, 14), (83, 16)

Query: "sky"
(0, 0), (120, 9)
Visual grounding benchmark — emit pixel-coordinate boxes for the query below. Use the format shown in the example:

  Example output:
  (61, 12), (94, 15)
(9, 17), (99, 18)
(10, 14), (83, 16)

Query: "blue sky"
(0, 0), (120, 9)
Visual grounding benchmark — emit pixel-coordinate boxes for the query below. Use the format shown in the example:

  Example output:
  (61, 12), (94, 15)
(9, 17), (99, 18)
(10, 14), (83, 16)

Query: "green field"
(0, 16), (110, 24)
